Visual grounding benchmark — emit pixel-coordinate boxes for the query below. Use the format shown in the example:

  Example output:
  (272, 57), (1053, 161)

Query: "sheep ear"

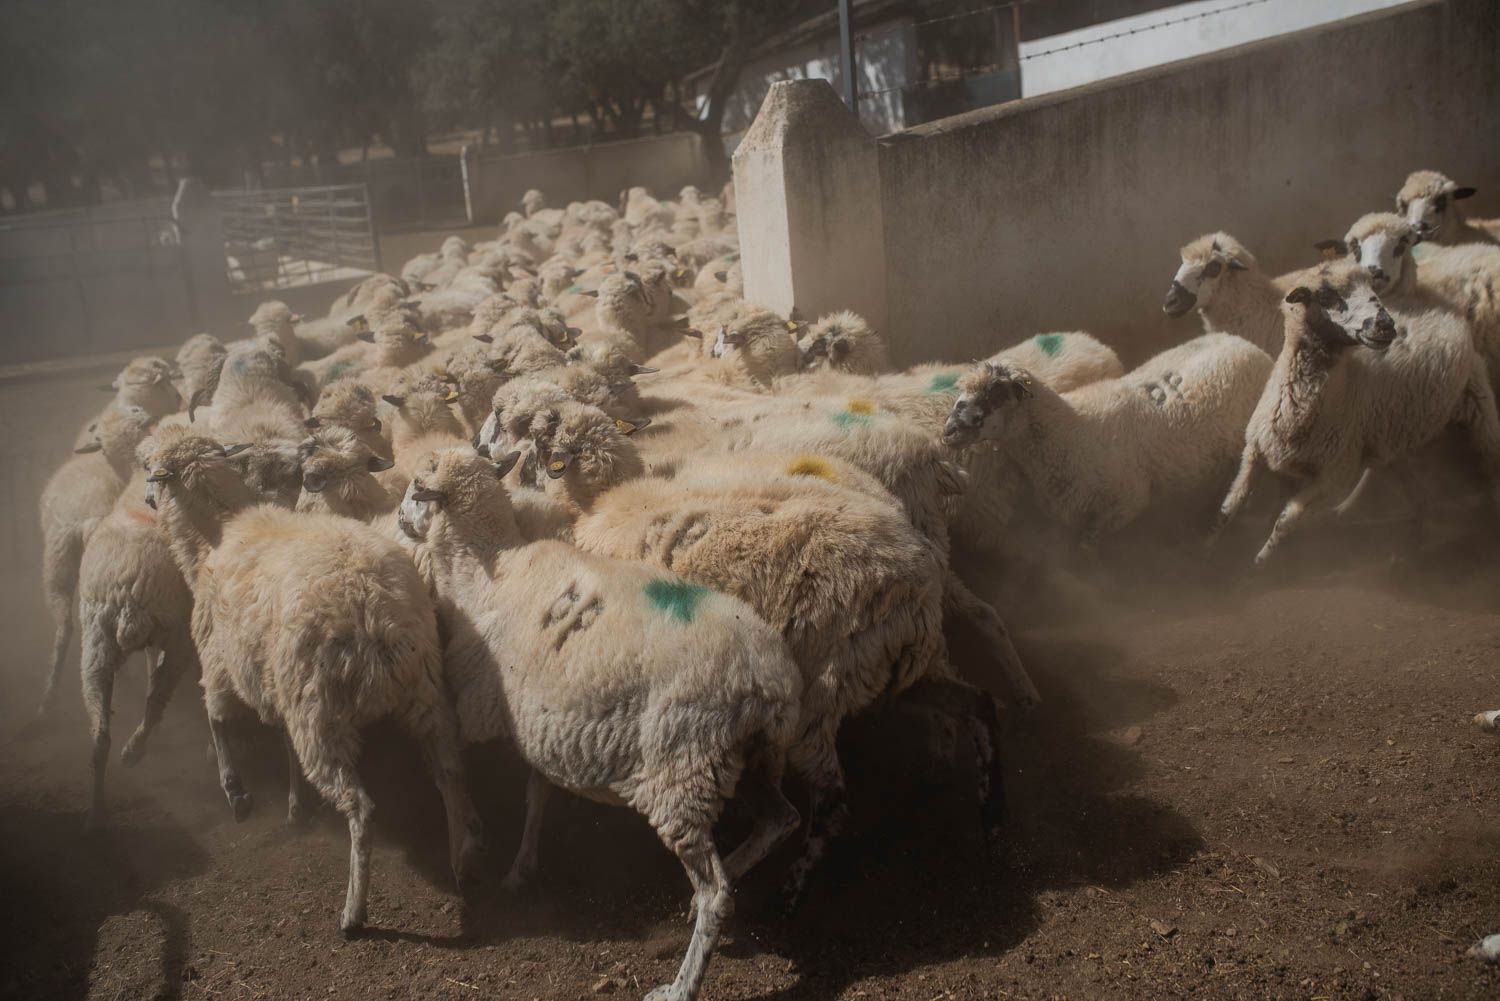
(1013, 378), (1033, 400)
(223, 443), (253, 457)
(713, 271), (728, 282)
(473, 332), (494, 344)
(346, 314), (368, 330)
(1313, 239), (1345, 260)
(367, 454), (395, 473)
(1453, 186), (1477, 200)
(1227, 257), (1249, 271)
(304, 416), (321, 429)
(614, 417), (651, 435)
(580, 289), (599, 298)
(1285, 286), (1313, 305)
(188, 388), (211, 423)
(382, 395), (405, 408)
(494, 450), (522, 479)
(74, 442), (103, 454)
(356, 331), (375, 344)
(545, 451), (573, 478)
(629, 364), (658, 376)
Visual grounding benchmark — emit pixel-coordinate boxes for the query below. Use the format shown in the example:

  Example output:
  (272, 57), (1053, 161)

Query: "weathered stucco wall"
(737, 0), (1500, 368)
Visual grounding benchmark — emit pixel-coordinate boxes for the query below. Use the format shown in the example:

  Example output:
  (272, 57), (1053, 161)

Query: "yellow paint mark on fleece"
(845, 398), (876, 415)
(784, 455), (839, 483)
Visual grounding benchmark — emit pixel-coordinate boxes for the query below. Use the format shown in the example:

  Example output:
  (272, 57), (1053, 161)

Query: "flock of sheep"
(33, 168), (1500, 996)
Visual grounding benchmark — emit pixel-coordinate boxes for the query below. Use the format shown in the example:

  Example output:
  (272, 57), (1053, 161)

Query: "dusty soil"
(2, 369), (1499, 1001)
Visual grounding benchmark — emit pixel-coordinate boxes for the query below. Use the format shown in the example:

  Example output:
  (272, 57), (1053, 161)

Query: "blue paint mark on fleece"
(1034, 333), (1065, 357)
(645, 578), (709, 624)
(927, 373), (959, 394)
(832, 410), (875, 430)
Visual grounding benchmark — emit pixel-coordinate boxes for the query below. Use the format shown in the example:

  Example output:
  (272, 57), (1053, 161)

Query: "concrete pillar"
(732, 79), (888, 336)
(171, 178), (235, 332)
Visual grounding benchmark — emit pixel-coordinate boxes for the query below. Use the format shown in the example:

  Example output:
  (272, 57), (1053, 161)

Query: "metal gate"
(214, 184), (381, 294)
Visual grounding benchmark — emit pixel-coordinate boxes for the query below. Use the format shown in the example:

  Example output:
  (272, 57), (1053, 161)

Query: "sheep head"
(1282, 259), (1397, 352)
(1164, 232), (1255, 317)
(1315, 212), (1419, 297)
(942, 362), (1036, 449)
(399, 446), (520, 544)
(1397, 169), (1477, 241)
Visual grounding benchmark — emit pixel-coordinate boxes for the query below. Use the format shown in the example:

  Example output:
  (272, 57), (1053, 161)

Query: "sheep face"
(1397, 170), (1477, 241)
(398, 447), (520, 542)
(1164, 233), (1254, 317)
(475, 381), (570, 461)
(1282, 261), (1397, 352)
(942, 363), (1035, 448)
(309, 381), (380, 435)
(382, 372), (464, 439)
(225, 438), (303, 507)
(1317, 213), (1417, 296)
(295, 426), (392, 510)
(533, 403), (646, 505)
(113, 357), (183, 416)
(142, 431), (252, 513)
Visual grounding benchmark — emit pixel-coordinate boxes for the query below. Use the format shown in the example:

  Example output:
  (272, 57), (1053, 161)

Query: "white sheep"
(943, 333), (1272, 551)
(398, 446), (804, 1001)
(1162, 232), (1307, 355)
(569, 455), (1006, 904)
(143, 429), (485, 935)
(295, 426), (396, 520)
(36, 406), (157, 716)
(1396, 170), (1499, 246)
(1214, 260), (1500, 565)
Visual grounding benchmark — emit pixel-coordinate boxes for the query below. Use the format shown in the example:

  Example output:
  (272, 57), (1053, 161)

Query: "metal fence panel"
(214, 184), (380, 294)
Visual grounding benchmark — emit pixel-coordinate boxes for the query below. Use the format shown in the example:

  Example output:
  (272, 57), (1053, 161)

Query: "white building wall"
(1020, 0), (1416, 98)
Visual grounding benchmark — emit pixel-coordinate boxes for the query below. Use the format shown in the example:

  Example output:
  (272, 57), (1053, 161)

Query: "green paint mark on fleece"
(1034, 333), (1065, 357)
(325, 360), (355, 382)
(832, 410), (876, 430)
(645, 578), (709, 624)
(1412, 244), (1431, 261)
(566, 284), (584, 294)
(926, 373), (959, 395)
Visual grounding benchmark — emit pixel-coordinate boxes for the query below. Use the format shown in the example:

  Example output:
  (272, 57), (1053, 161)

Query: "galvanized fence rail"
(214, 183), (381, 293)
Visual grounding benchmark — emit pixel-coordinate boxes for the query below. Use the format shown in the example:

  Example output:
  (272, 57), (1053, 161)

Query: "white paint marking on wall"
(1019, 0), (1415, 98)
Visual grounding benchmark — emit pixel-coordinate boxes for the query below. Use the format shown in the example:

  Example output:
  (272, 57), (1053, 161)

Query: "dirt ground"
(2, 364), (1499, 1001)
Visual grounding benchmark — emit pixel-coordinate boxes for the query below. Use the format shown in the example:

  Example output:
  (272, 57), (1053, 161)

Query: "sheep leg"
(80, 612), (120, 829)
(1386, 459), (1428, 554)
(413, 712), (486, 895)
(283, 730), (314, 825)
(502, 771), (551, 892)
(722, 756), (800, 882)
(1255, 472), (1354, 568)
(1212, 445), (1263, 543)
(1454, 368), (1500, 510)
(645, 825), (732, 1001)
(122, 634), (190, 766)
(944, 573), (1039, 708)
(901, 678), (1008, 842)
(292, 727), (375, 936)
(206, 712), (253, 822)
(782, 732), (849, 910)
(1333, 468), (1375, 521)
(38, 531), (83, 717)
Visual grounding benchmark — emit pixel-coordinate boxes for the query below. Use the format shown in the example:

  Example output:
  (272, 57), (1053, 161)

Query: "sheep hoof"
(230, 792), (253, 822)
(286, 800), (311, 827)
(500, 868), (533, 894)
(120, 737), (146, 767)
(339, 919), (366, 941)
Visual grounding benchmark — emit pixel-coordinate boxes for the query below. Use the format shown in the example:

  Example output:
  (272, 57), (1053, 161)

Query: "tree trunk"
(671, 2), (750, 186)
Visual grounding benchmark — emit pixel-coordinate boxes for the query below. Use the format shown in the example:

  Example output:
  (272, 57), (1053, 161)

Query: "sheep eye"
(1396, 199), (1408, 213)
(1434, 195), (1447, 211)
(1202, 260), (1223, 278)
(1316, 288), (1341, 309)
(1395, 241), (1406, 255)
(1347, 240), (1359, 259)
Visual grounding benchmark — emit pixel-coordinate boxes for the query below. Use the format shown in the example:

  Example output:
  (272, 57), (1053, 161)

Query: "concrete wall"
(465, 132), (710, 224)
(736, 0), (1500, 367)
(0, 182), (236, 364)
(1019, 0), (1412, 97)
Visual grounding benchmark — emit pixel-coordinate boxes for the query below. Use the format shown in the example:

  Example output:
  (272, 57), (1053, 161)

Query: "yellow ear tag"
(153, 468), (171, 479)
(786, 321), (798, 330)
(443, 390), (460, 402)
(549, 460), (566, 472)
(1321, 245), (1339, 261)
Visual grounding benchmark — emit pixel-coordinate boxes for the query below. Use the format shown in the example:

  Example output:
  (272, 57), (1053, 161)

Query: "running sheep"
(397, 447), (803, 1001)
